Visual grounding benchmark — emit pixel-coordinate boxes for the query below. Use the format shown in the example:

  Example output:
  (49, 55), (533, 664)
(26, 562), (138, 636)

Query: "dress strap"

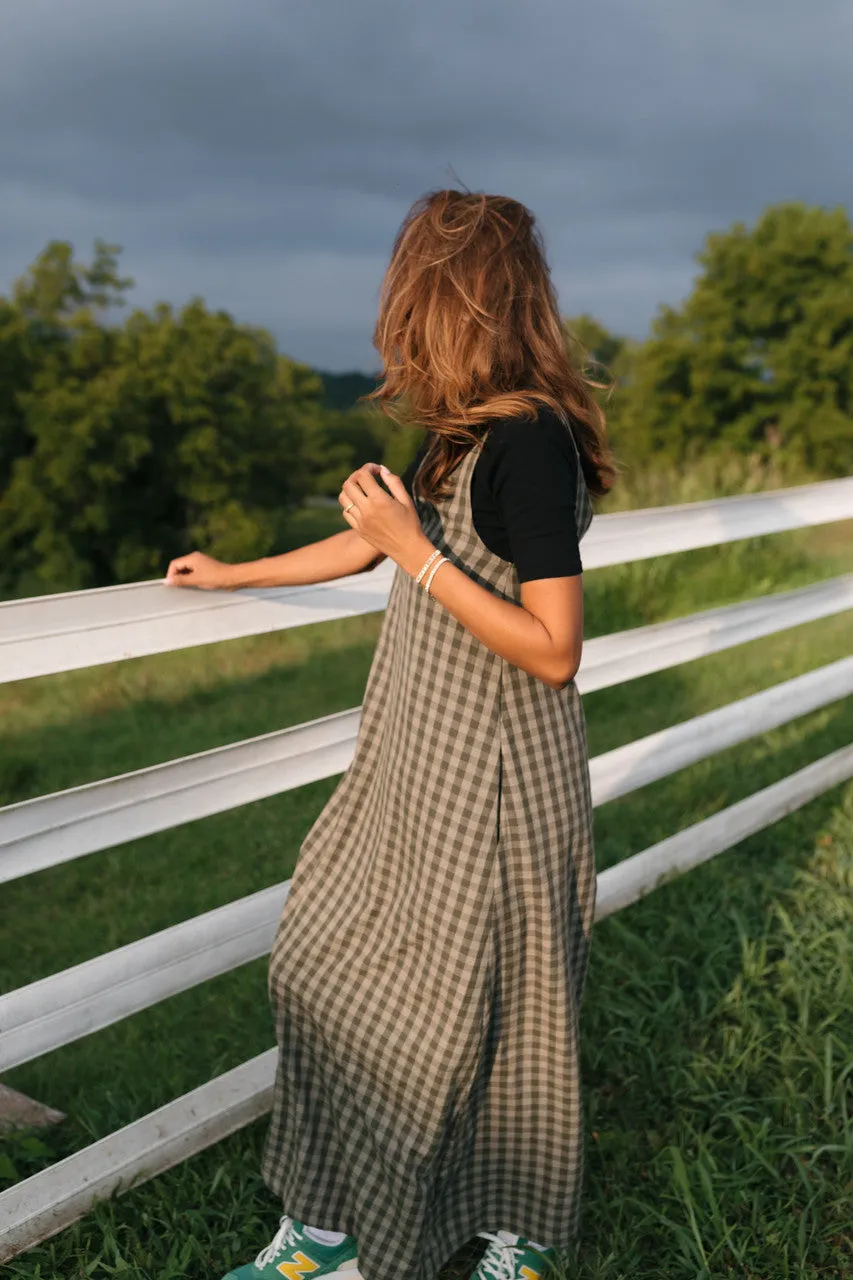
(554, 407), (594, 542)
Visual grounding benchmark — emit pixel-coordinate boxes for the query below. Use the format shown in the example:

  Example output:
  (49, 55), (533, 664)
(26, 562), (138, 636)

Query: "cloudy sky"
(2, 0), (851, 372)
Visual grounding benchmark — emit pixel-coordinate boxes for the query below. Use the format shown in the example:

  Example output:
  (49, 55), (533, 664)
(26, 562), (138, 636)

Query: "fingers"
(165, 558), (191, 584)
(338, 462), (411, 531)
(338, 482), (363, 533)
(353, 466), (381, 499)
(377, 468), (412, 506)
(163, 552), (207, 586)
(339, 478), (363, 516)
(342, 463), (408, 505)
(340, 463), (383, 517)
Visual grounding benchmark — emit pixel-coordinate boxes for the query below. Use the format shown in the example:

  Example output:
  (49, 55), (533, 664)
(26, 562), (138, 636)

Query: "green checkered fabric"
(262, 413), (595, 1280)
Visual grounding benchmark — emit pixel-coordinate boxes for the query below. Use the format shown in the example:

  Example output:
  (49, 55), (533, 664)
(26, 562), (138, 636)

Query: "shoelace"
(254, 1214), (301, 1269)
(476, 1231), (526, 1279)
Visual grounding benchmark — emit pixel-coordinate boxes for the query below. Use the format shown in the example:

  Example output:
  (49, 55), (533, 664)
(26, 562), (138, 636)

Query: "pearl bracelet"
(424, 555), (449, 596)
(415, 547), (442, 585)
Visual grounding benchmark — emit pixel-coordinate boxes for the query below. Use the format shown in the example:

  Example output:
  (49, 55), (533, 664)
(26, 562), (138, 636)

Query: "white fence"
(1, 476), (852, 1261)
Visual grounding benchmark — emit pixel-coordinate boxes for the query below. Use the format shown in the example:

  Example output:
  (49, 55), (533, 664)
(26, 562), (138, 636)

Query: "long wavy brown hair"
(362, 188), (616, 502)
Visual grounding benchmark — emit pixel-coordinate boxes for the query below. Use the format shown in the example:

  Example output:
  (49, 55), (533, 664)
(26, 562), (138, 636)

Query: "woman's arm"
(400, 536), (583, 691)
(165, 527), (384, 590)
(340, 464), (583, 692)
(447, 565), (582, 691)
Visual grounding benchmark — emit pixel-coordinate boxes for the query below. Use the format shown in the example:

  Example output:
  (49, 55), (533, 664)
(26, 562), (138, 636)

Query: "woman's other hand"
(164, 551), (236, 590)
(339, 463), (430, 569)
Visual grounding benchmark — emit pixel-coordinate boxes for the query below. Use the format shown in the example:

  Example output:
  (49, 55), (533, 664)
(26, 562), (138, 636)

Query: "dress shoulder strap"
(554, 408), (594, 542)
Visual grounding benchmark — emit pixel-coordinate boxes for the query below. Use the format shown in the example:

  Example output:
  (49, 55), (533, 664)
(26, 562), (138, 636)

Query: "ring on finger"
(344, 501), (356, 513)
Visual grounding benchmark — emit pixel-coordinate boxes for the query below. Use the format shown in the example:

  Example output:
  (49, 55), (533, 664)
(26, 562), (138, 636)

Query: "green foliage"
(0, 241), (324, 598)
(297, 403), (423, 497)
(597, 448), (827, 513)
(2, 201), (853, 600)
(308, 370), (424, 490)
(563, 312), (637, 385)
(314, 368), (379, 411)
(614, 202), (853, 473)
(562, 312), (642, 455)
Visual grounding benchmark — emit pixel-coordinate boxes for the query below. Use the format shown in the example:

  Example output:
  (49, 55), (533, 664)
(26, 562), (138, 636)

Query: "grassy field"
(1, 490), (852, 1278)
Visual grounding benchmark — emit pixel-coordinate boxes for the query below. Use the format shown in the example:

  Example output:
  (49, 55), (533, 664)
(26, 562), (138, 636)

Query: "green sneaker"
(473, 1229), (560, 1279)
(222, 1214), (361, 1279)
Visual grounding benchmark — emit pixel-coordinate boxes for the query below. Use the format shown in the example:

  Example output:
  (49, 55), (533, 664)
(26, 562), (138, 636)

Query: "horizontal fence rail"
(2, 742), (852, 1261)
(2, 656), (851, 1074)
(0, 713), (361, 886)
(1, 475), (851, 1263)
(2, 577), (851, 887)
(0, 1051), (279, 1263)
(0, 885), (291, 1073)
(3, 476), (853, 684)
(594, 743), (853, 919)
(577, 574), (852, 693)
(591, 654), (853, 806)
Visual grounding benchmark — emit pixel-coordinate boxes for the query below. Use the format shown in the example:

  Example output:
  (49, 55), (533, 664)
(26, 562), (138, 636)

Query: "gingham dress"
(262, 420), (596, 1280)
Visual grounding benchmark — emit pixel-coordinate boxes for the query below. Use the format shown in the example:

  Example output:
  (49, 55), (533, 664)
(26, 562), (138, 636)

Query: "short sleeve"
(486, 414), (583, 583)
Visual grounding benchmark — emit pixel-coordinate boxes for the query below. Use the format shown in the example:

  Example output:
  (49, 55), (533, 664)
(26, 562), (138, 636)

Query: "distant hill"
(315, 369), (380, 411)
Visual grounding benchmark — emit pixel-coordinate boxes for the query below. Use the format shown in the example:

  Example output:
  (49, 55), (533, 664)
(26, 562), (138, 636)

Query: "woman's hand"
(339, 463), (433, 572)
(341, 461), (582, 688)
(164, 550), (236, 590)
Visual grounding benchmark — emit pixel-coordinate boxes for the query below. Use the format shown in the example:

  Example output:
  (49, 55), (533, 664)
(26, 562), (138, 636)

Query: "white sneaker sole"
(326, 1263), (363, 1279)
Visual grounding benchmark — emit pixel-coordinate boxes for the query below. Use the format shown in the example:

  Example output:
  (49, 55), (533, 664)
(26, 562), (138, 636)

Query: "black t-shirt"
(400, 406), (584, 582)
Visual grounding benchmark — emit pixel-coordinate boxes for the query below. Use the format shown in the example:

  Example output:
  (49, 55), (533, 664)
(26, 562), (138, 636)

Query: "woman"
(166, 190), (615, 1280)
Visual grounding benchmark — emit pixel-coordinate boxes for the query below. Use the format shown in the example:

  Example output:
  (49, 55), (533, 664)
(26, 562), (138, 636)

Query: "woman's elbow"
(549, 644), (582, 690)
(552, 665), (579, 691)
(540, 657), (580, 691)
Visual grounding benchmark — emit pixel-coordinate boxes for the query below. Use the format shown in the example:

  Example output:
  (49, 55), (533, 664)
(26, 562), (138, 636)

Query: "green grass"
(1, 509), (851, 1278)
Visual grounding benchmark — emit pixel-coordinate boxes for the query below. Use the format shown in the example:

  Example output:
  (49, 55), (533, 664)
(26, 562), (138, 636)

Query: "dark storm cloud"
(1, 0), (851, 369)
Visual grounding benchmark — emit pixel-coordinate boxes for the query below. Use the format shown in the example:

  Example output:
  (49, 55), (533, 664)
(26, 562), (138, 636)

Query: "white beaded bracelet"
(415, 547), (442, 585)
(424, 555), (449, 596)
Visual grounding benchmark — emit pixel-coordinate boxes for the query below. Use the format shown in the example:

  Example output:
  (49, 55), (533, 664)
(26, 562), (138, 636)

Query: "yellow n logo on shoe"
(276, 1252), (320, 1278)
(520, 1268), (541, 1280)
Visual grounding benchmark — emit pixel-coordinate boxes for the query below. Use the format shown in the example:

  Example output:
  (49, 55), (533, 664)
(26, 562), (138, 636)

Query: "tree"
(617, 203), (853, 473)
(0, 241), (134, 499)
(562, 313), (638, 454)
(299, 403), (416, 497)
(563, 313), (631, 380)
(0, 241), (323, 597)
(315, 369), (379, 412)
